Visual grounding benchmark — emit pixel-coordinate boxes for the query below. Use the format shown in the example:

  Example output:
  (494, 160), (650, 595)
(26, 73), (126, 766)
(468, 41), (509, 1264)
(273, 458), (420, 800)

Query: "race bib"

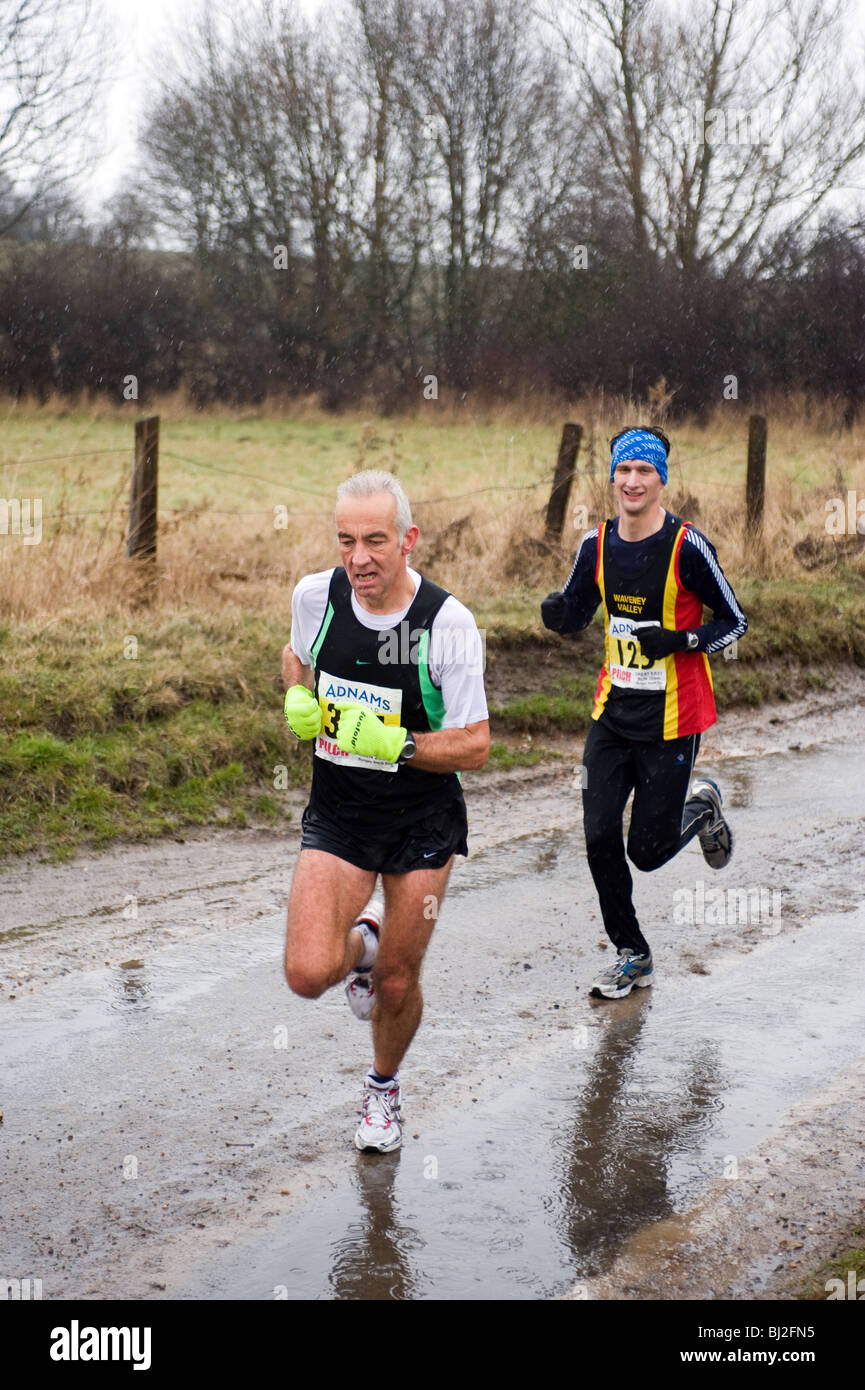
(315, 669), (402, 772)
(608, 617), (667, 691)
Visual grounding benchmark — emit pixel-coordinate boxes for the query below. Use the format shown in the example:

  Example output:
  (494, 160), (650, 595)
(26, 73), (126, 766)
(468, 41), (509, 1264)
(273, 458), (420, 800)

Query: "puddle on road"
(189, 907), (864, 1301)
(3, 739), (864, 1300)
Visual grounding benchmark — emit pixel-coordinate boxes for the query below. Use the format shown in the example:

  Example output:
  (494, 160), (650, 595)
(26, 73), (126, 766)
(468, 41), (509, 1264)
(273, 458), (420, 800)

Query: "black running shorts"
(299, 796), (468, 873)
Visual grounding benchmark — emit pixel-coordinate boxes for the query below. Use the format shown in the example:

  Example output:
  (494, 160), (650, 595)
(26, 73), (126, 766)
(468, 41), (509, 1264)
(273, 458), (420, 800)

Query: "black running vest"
(307, 568), (463, 827)
(593, 515), (689, 741)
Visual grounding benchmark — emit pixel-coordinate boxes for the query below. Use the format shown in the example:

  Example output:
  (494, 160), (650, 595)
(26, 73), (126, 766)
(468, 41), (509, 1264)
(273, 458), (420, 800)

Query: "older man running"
(281, 470), (489, 1151)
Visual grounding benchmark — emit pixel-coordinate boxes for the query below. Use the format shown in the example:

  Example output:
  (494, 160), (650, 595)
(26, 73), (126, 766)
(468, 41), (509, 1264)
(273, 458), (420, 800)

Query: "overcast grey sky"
(88, 0), (865, 223)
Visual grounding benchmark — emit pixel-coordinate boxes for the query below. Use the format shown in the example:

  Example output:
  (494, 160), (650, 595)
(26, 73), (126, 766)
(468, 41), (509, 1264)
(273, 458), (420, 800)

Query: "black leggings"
(581, 719), (713, 955)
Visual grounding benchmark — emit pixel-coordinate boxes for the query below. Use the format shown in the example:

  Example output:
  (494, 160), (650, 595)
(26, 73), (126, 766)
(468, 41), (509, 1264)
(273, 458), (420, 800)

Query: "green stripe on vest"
(310, 601), (334, 665)
(417, 628), (445, 730)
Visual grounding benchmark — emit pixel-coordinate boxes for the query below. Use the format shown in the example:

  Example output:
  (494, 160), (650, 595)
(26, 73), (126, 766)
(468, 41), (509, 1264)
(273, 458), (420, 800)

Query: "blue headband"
(610, 429), (668, 485)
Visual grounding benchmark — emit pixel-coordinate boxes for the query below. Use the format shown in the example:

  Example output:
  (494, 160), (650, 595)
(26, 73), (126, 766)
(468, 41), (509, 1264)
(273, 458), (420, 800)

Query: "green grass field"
(1, 398), (863, 860)
(3, 397), (861, 527)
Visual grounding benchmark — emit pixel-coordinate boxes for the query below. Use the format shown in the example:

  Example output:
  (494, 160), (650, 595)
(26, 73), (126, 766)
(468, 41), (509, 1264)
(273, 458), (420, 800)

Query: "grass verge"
(0, 613), (309, 861)
(1, 567), (862, 862)
(794, 1229), (865, 1300)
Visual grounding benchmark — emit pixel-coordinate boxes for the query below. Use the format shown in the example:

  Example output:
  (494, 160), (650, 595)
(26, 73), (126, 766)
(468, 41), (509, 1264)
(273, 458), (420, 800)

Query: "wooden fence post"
(128, 416), (159, 560)
(545, 423), (582, 542)
(745, 414), (767, 556)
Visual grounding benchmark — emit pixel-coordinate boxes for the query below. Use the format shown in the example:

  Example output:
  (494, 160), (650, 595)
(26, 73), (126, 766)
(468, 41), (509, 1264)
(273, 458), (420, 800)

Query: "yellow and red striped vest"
(591, 520), (717, 739)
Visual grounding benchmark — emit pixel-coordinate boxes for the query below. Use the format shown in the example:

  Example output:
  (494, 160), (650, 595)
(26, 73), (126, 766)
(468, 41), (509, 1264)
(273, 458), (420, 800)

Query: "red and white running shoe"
(344, 892), (383, 1020)
(354, 1072), (402, 1153)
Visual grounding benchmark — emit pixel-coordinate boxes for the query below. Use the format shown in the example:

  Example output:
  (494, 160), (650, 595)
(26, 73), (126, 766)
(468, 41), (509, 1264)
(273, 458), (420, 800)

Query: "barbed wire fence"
(0, 414), (827, 556)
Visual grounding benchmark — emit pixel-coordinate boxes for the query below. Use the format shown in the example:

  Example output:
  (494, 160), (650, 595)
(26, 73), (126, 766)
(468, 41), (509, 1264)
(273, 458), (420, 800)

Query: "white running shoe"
(344, 892), (384, 1021)
(354, 1072), (402, 1153)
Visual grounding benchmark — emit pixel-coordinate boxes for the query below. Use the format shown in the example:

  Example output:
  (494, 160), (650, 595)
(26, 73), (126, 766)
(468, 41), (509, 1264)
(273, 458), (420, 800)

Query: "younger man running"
(541, 427), (747, 998)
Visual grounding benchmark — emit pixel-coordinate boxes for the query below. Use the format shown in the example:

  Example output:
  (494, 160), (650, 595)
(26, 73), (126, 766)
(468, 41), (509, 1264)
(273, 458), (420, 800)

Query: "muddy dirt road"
(2, 678), (864, 1300)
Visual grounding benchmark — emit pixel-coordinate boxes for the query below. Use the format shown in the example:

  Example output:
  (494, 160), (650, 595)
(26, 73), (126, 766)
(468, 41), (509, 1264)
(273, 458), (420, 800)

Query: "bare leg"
(371, 859), (454, 1077)
(284, 850), (377, 998)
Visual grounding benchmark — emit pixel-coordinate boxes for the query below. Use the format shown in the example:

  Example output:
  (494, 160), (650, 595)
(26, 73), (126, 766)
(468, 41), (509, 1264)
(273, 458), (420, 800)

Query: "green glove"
(335, 707), (407, 763)
(283, 684), (322, 740)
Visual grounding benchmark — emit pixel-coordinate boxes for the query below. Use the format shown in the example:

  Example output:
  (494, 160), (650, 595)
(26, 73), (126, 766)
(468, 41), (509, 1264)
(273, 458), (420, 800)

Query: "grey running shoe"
(590, 949), (654, 999)
(691, 778), (733, 869)
(354, 1073), (402, 1153)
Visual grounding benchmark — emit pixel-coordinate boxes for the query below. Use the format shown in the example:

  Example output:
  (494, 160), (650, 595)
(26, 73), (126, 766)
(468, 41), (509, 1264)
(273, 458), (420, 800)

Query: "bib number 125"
(614, 635), (654, 670)
(608, 618), (666, 690)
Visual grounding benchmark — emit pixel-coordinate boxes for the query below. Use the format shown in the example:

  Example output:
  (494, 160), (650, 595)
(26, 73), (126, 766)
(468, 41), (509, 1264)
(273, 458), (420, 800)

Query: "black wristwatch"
(399, 731), (417, 762)
(685, 631), (700, 651)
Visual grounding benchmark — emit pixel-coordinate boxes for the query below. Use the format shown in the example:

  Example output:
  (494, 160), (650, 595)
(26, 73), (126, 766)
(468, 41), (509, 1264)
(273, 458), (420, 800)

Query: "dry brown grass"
(2, 393), (863, 626)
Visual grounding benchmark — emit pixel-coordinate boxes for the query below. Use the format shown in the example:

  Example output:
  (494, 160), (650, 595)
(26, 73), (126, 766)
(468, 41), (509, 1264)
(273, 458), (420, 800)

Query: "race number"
(315, 669), (403, 771)
(608, 617), (667, 691)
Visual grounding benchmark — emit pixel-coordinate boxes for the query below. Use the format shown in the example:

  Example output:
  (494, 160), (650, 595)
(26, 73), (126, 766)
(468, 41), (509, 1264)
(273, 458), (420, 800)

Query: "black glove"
(636, 625), (690, 660)
(541, 590), (568, 631)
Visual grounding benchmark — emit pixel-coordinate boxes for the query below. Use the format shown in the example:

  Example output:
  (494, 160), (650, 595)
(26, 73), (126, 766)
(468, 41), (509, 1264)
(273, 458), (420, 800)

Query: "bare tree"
(0, 0), (108, 235)
(142, 0), (580, 397)
(393, 0), (557, 387)
(259, 3), (358, 370)
(549, 0), (865, 274)
(344, 0), (428, 392)
(142, 6), (294, 260)
(143, 1), (361, 393)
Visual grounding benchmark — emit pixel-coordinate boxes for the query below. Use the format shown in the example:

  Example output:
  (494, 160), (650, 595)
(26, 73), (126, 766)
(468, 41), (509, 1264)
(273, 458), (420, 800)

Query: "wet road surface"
(2, 729), (864, 1300)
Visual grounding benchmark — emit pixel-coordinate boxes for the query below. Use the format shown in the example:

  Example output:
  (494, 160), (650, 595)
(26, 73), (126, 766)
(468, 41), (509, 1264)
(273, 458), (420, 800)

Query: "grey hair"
(335, 470), (413, 541)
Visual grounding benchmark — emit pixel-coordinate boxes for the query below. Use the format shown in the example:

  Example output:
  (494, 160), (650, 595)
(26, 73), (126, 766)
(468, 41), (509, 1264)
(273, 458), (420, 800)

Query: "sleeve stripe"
(565, 526), (599, 591)
(683, 530), (748, 652)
